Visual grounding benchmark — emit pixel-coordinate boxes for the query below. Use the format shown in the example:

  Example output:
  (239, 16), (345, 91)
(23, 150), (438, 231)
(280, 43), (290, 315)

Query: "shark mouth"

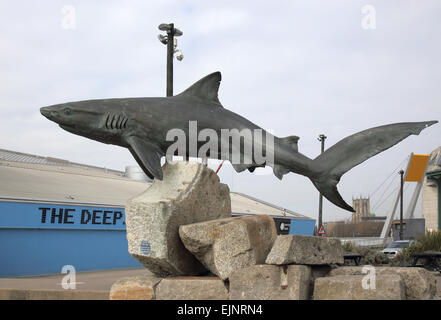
(59, 124), (76, 130)
(59, 124), (79, 134)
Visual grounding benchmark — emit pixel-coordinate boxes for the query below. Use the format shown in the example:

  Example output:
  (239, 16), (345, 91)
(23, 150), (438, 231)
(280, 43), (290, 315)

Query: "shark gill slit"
(115, 115), (121, 129)
(112, 114), (118, 129)
(117, 115), (123, 129)
(110, 114), (116, 129)
(122, 116), (127, 129)
(109, 114), (114, 129)
(111, 114), (116, 129)
(105, 114), (110, 129)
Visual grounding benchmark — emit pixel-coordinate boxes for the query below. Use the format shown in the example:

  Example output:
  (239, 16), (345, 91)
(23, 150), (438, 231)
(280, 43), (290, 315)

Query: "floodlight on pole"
(157, 34), (168, 45)
(158, 23), (187, 161)
(157, 23), (184, 97)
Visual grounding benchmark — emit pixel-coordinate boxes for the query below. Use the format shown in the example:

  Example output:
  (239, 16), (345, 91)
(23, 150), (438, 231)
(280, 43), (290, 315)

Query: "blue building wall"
(0, 201), (141, 277)
(1, 200), (315, 277)
(289, 218), (315, 236)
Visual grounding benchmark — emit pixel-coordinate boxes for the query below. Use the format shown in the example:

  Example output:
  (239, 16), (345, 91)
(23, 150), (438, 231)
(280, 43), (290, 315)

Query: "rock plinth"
(109, 275), (162, 300)
(156, 277), (229, 300)
(229, 264), (311, 300)
(265, 235), (344, 265)
(125, 162), (231, 277)
(329, 266), (437, 300)
(313, 275), (405, 300)
(179, 215), (277, 280)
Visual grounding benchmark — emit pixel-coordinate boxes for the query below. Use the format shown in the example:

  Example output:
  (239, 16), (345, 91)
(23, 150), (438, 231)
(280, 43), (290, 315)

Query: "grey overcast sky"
(1, 1), (440, 222)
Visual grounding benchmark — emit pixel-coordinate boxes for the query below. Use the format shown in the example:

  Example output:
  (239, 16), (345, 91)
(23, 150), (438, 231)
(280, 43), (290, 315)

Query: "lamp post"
(158, 23), (186, 160)
(158, 23), (183, 97)
(317, 134), (327, 235)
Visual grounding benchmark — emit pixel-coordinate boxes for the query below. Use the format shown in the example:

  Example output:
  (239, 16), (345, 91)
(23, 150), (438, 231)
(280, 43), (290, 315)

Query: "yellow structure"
(406, 154), (430, 182)
(380, 153), (431, 238)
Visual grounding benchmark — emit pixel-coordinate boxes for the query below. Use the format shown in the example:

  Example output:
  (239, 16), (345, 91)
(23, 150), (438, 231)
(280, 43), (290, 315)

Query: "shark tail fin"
(309, 120), (438, 212)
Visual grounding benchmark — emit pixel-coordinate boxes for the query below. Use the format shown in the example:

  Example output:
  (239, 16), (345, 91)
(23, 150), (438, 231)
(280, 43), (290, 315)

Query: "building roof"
(0, 148), (122, 175)
(0, 159), (142, 207)
(425, 147), (441, 180)
(230, 192), (310, 219)
(427, 169), (441, 179)
(0, 149), (312, 220)
(428, 147), (441, 168)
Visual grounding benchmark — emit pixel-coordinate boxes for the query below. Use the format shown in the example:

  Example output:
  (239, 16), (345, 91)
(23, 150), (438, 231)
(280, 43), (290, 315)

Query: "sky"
(1, 1), (440, 222)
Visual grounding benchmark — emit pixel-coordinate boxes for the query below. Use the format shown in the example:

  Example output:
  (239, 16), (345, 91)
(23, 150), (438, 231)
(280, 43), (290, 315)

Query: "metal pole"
(159, 23), (184, 159)
(399, 170), (404, 240)
(318, 134), (327, 235)
(166, 23), (174, 97)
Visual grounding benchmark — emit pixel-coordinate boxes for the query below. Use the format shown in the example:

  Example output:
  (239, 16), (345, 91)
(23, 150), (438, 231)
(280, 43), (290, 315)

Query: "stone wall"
(422, 147), (441, 231)
(422, 176), (438, 231)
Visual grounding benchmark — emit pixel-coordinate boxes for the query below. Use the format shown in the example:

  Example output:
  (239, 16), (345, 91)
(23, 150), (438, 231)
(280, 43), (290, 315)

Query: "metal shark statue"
(40, 72), (437, 212)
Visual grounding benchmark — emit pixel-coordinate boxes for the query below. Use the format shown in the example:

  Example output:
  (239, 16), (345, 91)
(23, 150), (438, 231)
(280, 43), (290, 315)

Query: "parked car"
(381, 240), (413, 259)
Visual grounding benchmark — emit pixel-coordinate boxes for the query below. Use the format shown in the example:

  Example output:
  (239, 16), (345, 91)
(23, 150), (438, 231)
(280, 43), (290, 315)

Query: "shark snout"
(40, 106), (59, 121)
(40, 106), (53, 117)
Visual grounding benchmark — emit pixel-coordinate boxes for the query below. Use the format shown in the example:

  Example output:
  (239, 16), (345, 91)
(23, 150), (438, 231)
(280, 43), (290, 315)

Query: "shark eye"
(64, 108), (72, 115)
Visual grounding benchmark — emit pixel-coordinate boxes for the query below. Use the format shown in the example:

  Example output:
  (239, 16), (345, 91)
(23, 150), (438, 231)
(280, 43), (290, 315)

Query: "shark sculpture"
(41, 72), (437, 212)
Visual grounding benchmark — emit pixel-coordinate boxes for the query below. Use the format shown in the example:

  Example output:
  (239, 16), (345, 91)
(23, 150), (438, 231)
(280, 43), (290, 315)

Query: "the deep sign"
(0, 201), (126, 230)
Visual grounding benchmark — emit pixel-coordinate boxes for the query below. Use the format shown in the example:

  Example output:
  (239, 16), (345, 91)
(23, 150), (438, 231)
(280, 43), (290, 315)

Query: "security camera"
(157, 34), (168, 45)
(175, 49), (184, 61)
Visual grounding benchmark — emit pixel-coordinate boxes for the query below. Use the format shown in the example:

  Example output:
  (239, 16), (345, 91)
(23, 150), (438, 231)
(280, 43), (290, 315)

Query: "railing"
(340, 237), (393, 248)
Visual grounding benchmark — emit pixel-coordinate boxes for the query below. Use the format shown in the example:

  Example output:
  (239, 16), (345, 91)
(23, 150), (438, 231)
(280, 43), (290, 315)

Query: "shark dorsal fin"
(178, 72), (222, 106)
(281, 135), (300, 152)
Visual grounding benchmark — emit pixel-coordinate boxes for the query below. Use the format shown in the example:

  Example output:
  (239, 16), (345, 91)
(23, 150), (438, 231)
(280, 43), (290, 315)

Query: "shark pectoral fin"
(127, 136), (163, 180)
(273, 165), (290, 180)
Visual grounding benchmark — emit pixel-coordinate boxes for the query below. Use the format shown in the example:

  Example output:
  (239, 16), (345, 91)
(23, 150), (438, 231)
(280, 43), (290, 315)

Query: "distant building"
(422, 146), (441, 231)
(351, 197), (372, 223)
(391, 218), (425, 241)
(321, 197), (385, 237)
(361, 216), (386, 222)
(325, 219), (384, 238)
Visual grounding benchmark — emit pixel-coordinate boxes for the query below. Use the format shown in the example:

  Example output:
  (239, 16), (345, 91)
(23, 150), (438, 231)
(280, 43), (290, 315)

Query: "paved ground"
(0, 268), (151, 300)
